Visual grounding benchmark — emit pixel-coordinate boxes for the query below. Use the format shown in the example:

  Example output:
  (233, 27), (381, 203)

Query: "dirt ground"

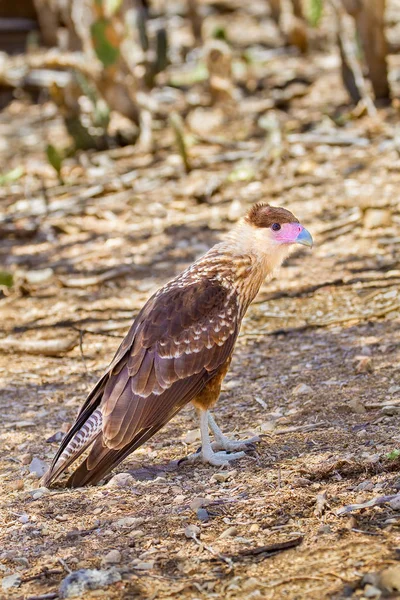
(1, 3), (400, 599)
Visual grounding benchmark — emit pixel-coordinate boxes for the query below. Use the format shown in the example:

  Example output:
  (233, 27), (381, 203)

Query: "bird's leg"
(208, 412), (260, 452)
(185, 409), (247, 466)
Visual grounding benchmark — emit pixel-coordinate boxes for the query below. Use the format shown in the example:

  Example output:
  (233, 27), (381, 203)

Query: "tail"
(41, 408), (103, 487)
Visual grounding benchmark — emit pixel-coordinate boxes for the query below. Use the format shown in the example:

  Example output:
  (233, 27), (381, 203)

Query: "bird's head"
(244, 202), (313, 248)
(227, 202), (313, 272)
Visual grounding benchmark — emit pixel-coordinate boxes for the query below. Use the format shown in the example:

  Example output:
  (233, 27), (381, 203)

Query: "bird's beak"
(296, 227), (313, 248)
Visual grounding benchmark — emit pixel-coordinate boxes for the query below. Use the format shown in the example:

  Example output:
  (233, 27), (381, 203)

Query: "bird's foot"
(182, 449), (246, 467)
(211, 435), (261, 453)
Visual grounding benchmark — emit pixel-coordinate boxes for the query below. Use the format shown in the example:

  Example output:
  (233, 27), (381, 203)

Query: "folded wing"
(43, 278), (240, 487)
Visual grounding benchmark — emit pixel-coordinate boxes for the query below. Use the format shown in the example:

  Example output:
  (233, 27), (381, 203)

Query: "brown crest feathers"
(245, 203), (299, 228)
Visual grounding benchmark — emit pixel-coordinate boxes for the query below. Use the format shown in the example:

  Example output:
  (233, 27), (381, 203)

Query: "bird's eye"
(271, 223), (281, 231)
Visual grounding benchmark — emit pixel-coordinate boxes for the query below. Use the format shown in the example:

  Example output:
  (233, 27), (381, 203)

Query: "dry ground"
(1, 8), (400, 599)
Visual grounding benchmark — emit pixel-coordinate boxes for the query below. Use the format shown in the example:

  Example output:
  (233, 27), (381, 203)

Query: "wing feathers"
(44, 279), (240, 487)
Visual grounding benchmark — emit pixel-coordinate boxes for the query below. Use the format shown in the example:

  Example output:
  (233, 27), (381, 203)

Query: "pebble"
(381, 406), (400, 416)
(364, 584), (382, 598)
(219, 526), (237, 539)
(106, 473), (135, 487)
(184, 524), (200, 539)
(348, 398), (366, 414)
(223, 379), (241, 390)
(190, 497), (208, 510)
(249, 524), (260, 533)
(354, 356), (373, 374)
(260, 421), (276, 432)
(389, 496), (400, 510)
(114, 517), (143, 528)
(9, 480), (24, 491)
(361, 573), (380, 587)
(184, 429), (201, 444)
(102, 550), (121, 565)
(1, 573), (21, 590)
(28, 458), (48, 478)
(355, 481), (374, 492)
(196, 508), (209, 522)
(293, 477), (312, 487)
(30, 487), (50, 500)
(127, 529), (144, 538)
(380, 565), (400, 591)
(292, 383), (313, 396)
(46, 431), (64, 443)
(59, 568), (121, 598)
(364, 208), (391, 229)
(134, 561), (154, 570)
(19, 514), (29, 524)
(20, 453), (32, 465)
(211, 470), (236, 483)
(317, 525), (332, 535)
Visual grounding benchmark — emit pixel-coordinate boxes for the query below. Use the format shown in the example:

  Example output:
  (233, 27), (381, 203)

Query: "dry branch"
(330, 0), (377, 115)
(0, 337), (78, 356)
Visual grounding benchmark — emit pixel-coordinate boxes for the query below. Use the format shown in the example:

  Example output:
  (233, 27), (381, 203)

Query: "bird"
(42, 202), (312, 488)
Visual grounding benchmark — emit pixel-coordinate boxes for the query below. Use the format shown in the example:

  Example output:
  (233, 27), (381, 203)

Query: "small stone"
(9, 480), (24, 491)
(354, 356), (373, 374)
(30, 487), (50, 500)
(15, 421), (35, 428)
(389, 496), (400, 510)
(317, 525), (332, 535)
(361, 573), (380, 587)
(107, 473), (135, 488)
(28, 458), (48, 478)
(355, 481), (374, 492)
(249, 524), (260, 533)
(260, 421), (276, 432)
(364, 208), (391, 229)
(184, 429), (201, 444)
(381, 406), (400, 416)
(114, 517), (141, 528)
(197, 508), (209, 522)
(19, 514), (29, 524)
(292, 383), (313, 396)
(134, 561), (154, 570)
(211, 472), (231, 483)
(1, 573), (21, 590)
(364, 584), (382, 598)
(219, 526), (237, 539)
(102, 550), (121, 565)
(185, 524), (200, 539)
(59, 568), (121, 598)
(21, 453), (32, 465)
(25, 268), (54, 284)
(380, 565), (400, 591)
(348, 398), (366, 414)
(127, 529), (144, 538)
(12, 557), (29, 568)
(46, 431), (64, 443)
(223, 379), (240, 390)
(190, 497), (208, 511)
(293, 477), (312, 487)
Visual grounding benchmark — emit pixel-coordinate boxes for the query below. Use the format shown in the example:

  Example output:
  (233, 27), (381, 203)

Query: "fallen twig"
(330, 0), (377, 116)
(274, 423), (328, 435)
(25, 594), (59, 600)
(59, 265), (133, 288)
(337, 493), (400, 516)
(0, 337), (78, 356)
(228, 536), (303, 560)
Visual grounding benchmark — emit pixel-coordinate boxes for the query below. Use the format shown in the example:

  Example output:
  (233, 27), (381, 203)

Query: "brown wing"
(44, 279), (240, 487)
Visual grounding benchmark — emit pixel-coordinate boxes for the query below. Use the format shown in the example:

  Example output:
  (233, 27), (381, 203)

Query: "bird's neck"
(207, 224), (291, 311)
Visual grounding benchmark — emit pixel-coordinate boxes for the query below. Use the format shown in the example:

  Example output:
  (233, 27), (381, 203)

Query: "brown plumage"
(43, 203), (312, 488)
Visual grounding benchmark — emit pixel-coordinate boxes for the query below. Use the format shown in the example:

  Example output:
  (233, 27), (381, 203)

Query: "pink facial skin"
(273, 222), (303, 244)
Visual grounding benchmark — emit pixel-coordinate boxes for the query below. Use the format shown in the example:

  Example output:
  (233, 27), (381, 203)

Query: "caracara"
(43, 203), (312, 488)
